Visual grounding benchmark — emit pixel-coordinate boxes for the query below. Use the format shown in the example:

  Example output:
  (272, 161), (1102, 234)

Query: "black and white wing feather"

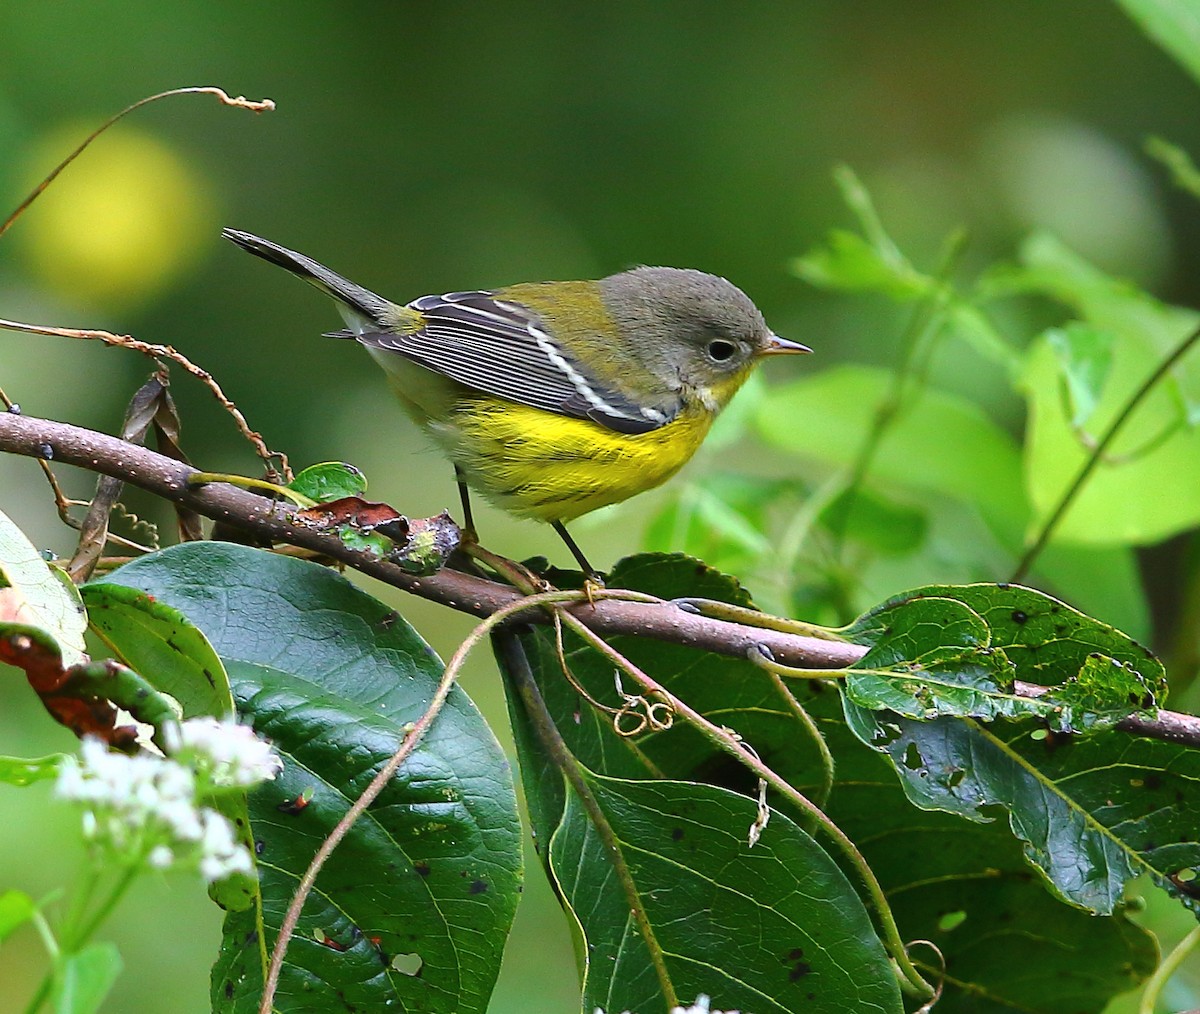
(354, 291), (675, 435)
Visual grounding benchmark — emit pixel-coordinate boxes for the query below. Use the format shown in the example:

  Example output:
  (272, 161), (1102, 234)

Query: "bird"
(222, 228), (811, 576)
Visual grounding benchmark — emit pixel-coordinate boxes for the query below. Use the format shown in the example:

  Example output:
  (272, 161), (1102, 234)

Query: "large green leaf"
(560, 773), (902, 1014)
(104, 543), (522, 1014)
(993, 233), (1200, 544)
(797, 678), (1157, 1013)
(498, 621), (902, 1014)
(1023, 333), (1200, 544)
(0, 508), (86, 665)
(841, 586), (1187, 920)
(846, 704), (1200, 918)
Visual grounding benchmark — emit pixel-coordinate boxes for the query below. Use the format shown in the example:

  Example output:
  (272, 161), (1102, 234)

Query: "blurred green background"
(3, 2), (1200, 1011)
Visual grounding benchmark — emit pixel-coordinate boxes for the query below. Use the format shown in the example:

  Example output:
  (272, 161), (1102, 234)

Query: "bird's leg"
(454, 466), (477, 540)
(551, 521), (605, 602)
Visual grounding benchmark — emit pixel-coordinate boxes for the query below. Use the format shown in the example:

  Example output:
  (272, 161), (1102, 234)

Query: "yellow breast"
(434, 397), (714, 522)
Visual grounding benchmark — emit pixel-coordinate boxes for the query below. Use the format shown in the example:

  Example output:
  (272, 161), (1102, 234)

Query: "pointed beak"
(761, 333), (813, 356)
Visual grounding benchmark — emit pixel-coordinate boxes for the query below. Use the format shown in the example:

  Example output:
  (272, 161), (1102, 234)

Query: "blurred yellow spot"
(13, 124), (215, 308)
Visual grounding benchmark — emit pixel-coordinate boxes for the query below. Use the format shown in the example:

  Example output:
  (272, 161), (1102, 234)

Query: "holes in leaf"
(903, 742), (923, 770)
(392, 952), (423, 976)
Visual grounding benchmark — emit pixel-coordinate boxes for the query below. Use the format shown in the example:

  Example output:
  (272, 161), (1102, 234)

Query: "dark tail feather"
(222, 228), (393, 323)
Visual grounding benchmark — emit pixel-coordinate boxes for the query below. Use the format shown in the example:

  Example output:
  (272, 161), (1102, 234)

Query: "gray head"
(598, 266), (807, 397)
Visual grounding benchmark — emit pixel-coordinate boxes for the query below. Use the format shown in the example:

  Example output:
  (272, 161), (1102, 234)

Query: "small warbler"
(223, 228), (810, 573)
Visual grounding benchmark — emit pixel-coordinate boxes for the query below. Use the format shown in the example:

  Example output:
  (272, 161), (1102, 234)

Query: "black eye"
(707, 339), (737, 363)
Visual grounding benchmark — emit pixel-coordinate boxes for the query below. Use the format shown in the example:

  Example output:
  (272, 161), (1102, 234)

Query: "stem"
(56, 868), (97, 953)
(673, 598), (846, 641)
(66, 864), (140, 952)
(827, 227), (968, 563)
(1138, 924), (1200, 1014)
(768, 673), (835, 810)
(495, 630), (679, 1009)
(557, 612), (934, 999)
(258, 588), (592, 1014)
(186, 472), (313, 507)
(748, 648), (851, 680)
(23, 911), (60, 1014)
(1013, 322), (1200, 582)
(0, 87), (272, 241)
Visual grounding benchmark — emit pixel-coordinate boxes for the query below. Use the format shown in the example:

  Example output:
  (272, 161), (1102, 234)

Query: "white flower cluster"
(595, 996), (741, 1014)
(163, 716), (284, 792)
(57, 718), (282, 884)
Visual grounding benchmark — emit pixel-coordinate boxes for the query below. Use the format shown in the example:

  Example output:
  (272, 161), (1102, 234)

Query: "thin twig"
(1138, 924), (1200, 1014)
(0, 86), (273, 241)
(0, 385), (81, 528)
(0, 318), (290, 481)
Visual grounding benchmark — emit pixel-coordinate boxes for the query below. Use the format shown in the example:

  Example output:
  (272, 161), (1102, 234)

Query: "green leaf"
(846, 704), (1200, 917)
(0, 889), (36, 942)
(0, 508), (86, 665)
(560, 774), (903, 1014)
(799, 679), (1157, 1013)
(843, 596), (1050, 726)
(643, 473), (801, 576)
(1045, 323), (1115, 428)
(792, 229), (928, 300)
(104, 543), (521, 1014)
(794, 169), (1020, 373)
(848, 583), (1166, 701)
(1005, 231), (1200, 417)
(819, 487), (928, 556)
(51, 942), (122, 1014)
(843, 584), (1164, 734)
(287, 461), (368, 503)
(216, 658), (521, 1013)
(81, 583), (234, 719)
(494, 556), (902, 1008)
(1002, 233), (1200, 547)
(0, 754), (63, 787)
(1050, 652), (1161, 732)
(337, 526), (392, 558)
(1116, 0), (1200, 86)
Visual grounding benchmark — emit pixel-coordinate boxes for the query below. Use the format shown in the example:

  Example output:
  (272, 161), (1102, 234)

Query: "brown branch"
(1, 409), (1197, 747)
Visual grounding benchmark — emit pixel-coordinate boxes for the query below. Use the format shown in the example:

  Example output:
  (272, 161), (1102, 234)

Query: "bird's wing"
(351, 290), (677, 435)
